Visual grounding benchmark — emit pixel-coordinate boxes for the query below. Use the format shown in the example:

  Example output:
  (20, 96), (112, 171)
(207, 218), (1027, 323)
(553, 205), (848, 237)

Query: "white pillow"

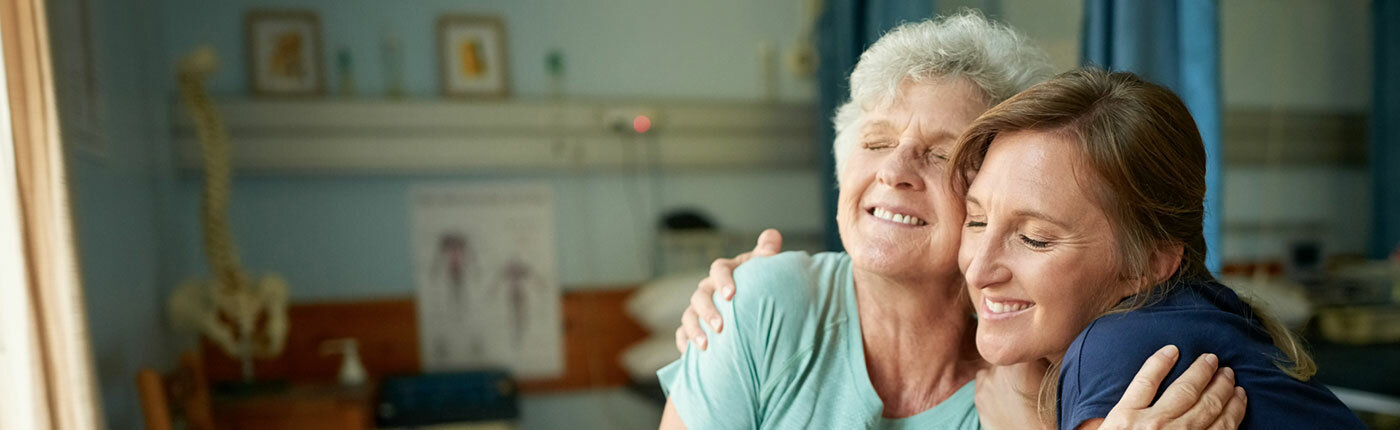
(620, 337), (683, 381)
(626, 270), (707, 334)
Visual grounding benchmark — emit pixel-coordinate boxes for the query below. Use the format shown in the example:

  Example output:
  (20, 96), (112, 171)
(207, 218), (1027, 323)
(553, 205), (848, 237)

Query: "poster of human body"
(410, 183), (561, 378)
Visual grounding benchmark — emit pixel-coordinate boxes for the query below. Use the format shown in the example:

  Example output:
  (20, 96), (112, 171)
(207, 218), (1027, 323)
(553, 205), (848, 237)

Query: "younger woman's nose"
(962, 237), (1010, 289)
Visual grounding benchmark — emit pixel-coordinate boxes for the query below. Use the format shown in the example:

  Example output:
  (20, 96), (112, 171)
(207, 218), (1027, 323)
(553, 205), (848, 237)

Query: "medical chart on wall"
(410, 183), (562, 378)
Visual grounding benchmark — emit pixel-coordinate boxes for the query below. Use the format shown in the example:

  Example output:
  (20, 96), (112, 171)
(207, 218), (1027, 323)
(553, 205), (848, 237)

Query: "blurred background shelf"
(170, 98), (819, 174)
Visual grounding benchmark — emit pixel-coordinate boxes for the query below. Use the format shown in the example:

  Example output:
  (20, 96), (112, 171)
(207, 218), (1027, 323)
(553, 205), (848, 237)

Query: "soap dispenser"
(320, 338), (367, 386)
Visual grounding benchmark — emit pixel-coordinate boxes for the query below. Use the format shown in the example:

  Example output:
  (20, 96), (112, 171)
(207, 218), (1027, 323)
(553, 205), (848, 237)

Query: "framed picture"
(245, 10), (325, 96)
(438, 15), (510, 97)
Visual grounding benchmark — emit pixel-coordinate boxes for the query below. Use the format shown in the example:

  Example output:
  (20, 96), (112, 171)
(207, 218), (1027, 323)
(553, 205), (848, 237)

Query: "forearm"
(660, 399), (686, 430)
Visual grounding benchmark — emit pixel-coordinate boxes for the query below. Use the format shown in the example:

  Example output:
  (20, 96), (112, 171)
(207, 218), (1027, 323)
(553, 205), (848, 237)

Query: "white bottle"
(321, 338), (367, 386)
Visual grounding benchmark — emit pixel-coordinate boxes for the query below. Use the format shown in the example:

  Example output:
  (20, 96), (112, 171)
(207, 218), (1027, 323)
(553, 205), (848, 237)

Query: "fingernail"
(1204, 353), (1218, 365)
(723, 285), (735, 299)
(1235, 387), (1246, 399)
(697, 336), (707, 349)
(710, 317), (723, 332)
(1223, 367), (1234, 380)
(1160, 345), (1179, 359)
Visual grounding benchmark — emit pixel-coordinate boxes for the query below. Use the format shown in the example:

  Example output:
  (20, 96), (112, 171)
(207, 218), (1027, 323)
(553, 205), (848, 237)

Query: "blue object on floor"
(375, 369), (519, 427)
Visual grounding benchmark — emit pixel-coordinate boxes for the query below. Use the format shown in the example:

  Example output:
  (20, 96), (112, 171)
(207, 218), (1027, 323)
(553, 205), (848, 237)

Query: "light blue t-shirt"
(658, 251), (980, 429)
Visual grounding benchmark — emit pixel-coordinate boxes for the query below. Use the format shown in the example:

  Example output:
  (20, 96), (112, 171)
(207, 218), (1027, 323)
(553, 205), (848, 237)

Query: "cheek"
(1030, 261), (1114, 334)
(931, 188), (964, 227)
(956, 235), (975, 272)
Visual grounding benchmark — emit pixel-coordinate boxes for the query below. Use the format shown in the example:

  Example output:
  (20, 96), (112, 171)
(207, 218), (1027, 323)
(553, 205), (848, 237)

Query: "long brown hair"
(947, 68), (1316, 420)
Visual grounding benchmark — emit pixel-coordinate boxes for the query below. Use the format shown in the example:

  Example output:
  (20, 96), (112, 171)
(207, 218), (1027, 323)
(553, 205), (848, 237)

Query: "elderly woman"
(659, 13), (1244, 429)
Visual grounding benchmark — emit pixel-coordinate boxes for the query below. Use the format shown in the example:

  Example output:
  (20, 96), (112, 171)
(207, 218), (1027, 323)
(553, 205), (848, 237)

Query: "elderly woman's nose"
(962, 239), (1010, 289)
(875, 145), (927, 190)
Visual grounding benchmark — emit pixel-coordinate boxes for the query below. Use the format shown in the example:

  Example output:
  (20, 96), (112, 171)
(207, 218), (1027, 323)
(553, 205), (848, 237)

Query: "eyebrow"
(861, 120), (898, 137)
(862, 120), (958, 144)
(1014, 208), (1073, 230)
(964, 196), (1073, 230)
(925, 130), (957, 145)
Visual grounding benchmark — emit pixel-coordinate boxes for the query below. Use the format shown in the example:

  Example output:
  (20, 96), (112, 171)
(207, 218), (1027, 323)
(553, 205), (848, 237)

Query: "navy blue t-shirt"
(1057, 280), (1364, 429)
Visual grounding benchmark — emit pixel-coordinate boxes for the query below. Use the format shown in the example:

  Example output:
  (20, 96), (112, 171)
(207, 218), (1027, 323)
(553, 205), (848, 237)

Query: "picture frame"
(245, 10), (325, 96)
(437, 15), (510, 98)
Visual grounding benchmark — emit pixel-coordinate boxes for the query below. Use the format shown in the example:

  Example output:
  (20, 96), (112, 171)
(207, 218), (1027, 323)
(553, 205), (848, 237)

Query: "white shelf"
(170, 98), (819, 173)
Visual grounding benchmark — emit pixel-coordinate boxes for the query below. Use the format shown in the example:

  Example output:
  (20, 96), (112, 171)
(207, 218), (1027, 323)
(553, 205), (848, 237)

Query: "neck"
(852, 268), (980, 418)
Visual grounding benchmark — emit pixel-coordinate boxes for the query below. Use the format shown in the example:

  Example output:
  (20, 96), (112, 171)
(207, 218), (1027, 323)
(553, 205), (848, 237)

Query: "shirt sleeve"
(656, 252), (815, 429)
(1059, 314), (1189, 430)
(656, 293), (762, 429)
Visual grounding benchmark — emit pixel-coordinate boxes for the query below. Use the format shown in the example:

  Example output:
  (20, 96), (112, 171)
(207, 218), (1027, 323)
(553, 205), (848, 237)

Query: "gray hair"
(832, 10), (1053, 175)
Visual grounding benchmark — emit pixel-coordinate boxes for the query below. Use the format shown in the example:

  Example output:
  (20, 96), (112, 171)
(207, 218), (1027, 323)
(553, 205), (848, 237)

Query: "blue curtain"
(1374, 0), (1400, 258)
(1081, 0), (1223, 272)
(816, 0), (933, 251)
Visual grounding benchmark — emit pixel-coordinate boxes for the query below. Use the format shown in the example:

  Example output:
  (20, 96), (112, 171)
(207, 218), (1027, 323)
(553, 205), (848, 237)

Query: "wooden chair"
(137, 352), (215, 430)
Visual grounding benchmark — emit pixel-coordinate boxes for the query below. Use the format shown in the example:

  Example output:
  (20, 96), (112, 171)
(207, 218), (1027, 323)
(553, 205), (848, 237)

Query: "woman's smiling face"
(957, 130), (1134, 365)
(836, 79), (988, 284)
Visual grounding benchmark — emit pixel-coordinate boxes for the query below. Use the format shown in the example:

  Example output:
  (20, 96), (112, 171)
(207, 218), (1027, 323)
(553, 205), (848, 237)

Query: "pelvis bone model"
(167, 46), (289, 378)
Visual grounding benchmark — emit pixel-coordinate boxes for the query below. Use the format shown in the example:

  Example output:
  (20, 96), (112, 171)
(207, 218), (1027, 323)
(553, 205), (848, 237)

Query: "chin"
(976, 330), (1034, 366)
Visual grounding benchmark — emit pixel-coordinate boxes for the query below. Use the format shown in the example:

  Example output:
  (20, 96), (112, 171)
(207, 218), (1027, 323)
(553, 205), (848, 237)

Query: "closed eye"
(965, 220), (986, 228)
(862, 140), (894, 150)
(1020, 235), (1051, 249)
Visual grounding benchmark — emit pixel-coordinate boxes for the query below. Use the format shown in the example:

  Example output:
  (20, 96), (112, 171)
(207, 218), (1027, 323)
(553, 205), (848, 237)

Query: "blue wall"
(71, 1), (821, 426)
(160, 0), (816, 101)
(166, 171), (825, 299)
(157, 0), (826, 299)
(65, 0), (179, 427)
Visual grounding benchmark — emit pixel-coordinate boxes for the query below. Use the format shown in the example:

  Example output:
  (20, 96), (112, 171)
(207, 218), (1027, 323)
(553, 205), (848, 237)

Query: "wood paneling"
(517, 288), (649, 392)
(201, 287), (649, 393)
(202, 299), (421, 383)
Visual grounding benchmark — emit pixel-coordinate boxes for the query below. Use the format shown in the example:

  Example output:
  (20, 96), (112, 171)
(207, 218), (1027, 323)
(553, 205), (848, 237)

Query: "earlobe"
(1151, 244), (1185, 285)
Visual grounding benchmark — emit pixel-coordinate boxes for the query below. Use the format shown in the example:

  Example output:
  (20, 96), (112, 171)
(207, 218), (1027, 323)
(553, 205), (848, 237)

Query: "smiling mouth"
(983, 297), (1036, 315)
(869, 207), (928, 226)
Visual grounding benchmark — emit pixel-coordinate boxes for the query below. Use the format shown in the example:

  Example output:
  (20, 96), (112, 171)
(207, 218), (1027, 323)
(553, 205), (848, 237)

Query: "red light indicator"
(633, 115), (651, 133)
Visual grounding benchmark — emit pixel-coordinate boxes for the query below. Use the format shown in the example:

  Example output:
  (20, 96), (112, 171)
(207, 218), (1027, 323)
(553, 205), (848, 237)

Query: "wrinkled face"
(958, 130), (1133, 365)
(837, 79), (987, 283)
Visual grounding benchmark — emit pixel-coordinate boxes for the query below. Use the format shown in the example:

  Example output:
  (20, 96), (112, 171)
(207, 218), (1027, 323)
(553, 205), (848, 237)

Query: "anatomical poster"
(410, 183), (562, 378)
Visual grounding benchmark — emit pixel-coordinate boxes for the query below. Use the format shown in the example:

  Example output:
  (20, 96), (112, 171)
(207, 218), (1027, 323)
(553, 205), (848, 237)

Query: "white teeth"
(985, 298), (1034, 314)
(872, 207), (927, 226)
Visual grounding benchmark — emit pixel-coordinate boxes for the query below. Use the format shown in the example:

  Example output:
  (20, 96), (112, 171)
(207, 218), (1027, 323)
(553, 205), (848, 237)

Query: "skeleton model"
(167, 46), (289, 381)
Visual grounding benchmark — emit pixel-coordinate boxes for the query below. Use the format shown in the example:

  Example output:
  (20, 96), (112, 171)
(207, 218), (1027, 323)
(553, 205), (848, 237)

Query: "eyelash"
(1020, 235), (1052, 249)
(860, 142), (947, 161)
(966, 220), (1054, 249)
(862, 141), (893, 150)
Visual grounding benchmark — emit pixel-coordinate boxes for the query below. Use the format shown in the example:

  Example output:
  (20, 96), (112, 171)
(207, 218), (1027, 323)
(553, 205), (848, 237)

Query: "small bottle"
(546, 49), (565, 99)
(336, 47), (355, 97)
(321, 338), (367, 386)
(382, 31), (404, 99)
